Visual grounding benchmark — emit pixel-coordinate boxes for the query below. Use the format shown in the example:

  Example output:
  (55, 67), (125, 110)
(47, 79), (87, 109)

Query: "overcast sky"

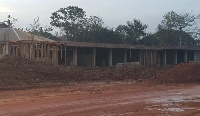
(0, 0), (200, 33)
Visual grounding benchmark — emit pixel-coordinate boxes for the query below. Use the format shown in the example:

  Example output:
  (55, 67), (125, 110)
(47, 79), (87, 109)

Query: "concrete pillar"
(30, 43), (35, 60)
(150, 50), (153, 66)
(184, 50), (188, 62)
(174, 50), (177, 65)
(92, 48), (96, 67)
(52, 45), (58, 65)
(123, 49), (127, 63)
(143, 51), (146, 65)
(73, 47), (78, 66)
(25, 44), (30, 59)
(36, 44), (39, 60)
(139, 50), (142, 64)
(12, 46), (15, 55)
(145, 50), (148, 66)
(47, 44), (50, 58)
(108, 48), (113, 66)
(163, 50), (167, 65)
(194, 51), (197, 61)
(129, 49), (132, 61)
(16, 46), (19, 56)
(43, 43), (46, 58)
(19, 44), (24, 57)
(60, 45), (63, 65)
(2, 44), (6, 55)
(5, 42), (11, 54)
(65, 46), (67, 66)
(41, 44), (44, 58)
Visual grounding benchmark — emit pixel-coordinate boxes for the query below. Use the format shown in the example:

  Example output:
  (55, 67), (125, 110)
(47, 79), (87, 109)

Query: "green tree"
(115, 19), (147, 44)
(77, 15), (121, 44)
(50, 6), (86, 42)
(157, 11), (199, 46)
(158, 11), (196, 31)
(142, 29), (195, 46)
(78, 16), (104, 42)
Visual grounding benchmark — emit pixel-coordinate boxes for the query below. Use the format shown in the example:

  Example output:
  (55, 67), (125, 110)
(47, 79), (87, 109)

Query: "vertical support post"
(108, 48), (113, 66)
(16, 46), (19, 56)
(25, 44), (29, 58)
(92, 47), (96, 67)
(129, 49), (132, 62)
(184, 50), (188, 62)
(36, 43), (39, 60)
(123, 49), (127, 63)
(30, 43), (35, 60)
(194, 51), (197, 61)
(43, 43), (47, 58)
(12, 46), (16, 55)
(5, 42), (11, 55)
(60, 45), (63, 65)
(139, 50), (142, 64)
(143, 51), (146, 66)
(47, 44), (50, 58)
(150, 50), (153, 66)
(145, 50), (148, 66)
(174, 50), (177, 65)
(41, 44), (44, 58)
(163, 50), (167, 65)
(19, 44), (24, 57)
(52, 45), (58, 65)
(65, 46), (67, 66)
(73, 47), (78, 66)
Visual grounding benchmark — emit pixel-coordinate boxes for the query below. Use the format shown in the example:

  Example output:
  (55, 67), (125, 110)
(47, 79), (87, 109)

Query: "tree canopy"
(115, 19), (147, 44)
(16, 7), (200, 46)
(142, 29), (195, 46)
(142, 11), (198, 46)
(158, 11), (196, 31)
(50, 6), (86, 42)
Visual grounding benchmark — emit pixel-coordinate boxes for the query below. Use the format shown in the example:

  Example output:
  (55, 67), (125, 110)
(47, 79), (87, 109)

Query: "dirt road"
(0, 82), (200, 116)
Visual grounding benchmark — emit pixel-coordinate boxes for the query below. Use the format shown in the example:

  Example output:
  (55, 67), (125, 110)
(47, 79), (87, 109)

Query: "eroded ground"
(0, 82), (200, 116)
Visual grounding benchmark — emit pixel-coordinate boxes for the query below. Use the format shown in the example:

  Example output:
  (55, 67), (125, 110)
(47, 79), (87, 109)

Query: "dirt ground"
(0, 82), (200, 116)
(0, 55), (200, 116)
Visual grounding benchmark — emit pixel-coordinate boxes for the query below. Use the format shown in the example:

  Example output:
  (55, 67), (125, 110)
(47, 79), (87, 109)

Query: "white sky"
(0, 0), (200, 33)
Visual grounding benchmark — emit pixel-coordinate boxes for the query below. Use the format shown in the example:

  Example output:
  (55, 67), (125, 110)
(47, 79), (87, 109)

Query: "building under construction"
(0, 23), (200, 67)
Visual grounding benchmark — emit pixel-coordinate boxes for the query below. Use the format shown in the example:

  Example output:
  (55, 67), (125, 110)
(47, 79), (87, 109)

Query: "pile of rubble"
(0, 55), (170, 88)
(157, 63), (200, 84)
(4, 55), (200, 87)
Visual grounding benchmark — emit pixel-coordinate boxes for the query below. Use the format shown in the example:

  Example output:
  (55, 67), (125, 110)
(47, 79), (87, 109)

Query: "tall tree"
(50, 6), (86, 42)
(158, 11), (196, 31)
(78, 16), (104, 42)
(157, 11), (198, 46)
(142, 29), (195, 46)
(115, 19), (147, 44)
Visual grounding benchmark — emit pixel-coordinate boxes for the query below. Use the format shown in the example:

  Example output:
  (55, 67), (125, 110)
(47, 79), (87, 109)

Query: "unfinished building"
(0, 23), (200, 67)
(0, 40), (199, 67)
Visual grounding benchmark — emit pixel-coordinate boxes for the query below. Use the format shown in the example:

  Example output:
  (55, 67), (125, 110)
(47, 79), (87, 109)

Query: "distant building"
(0, 22), (9, 28)
(0, 22), (53, 42)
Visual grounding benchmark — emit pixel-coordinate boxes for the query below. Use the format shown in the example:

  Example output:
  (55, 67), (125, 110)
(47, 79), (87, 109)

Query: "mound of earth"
(0, 55), (171, 89)
(0, 55), (71, 87)
(158, 63), (200, 84)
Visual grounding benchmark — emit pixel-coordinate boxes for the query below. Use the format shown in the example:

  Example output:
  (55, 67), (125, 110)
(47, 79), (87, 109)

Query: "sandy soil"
(0, 82), (200, 116)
